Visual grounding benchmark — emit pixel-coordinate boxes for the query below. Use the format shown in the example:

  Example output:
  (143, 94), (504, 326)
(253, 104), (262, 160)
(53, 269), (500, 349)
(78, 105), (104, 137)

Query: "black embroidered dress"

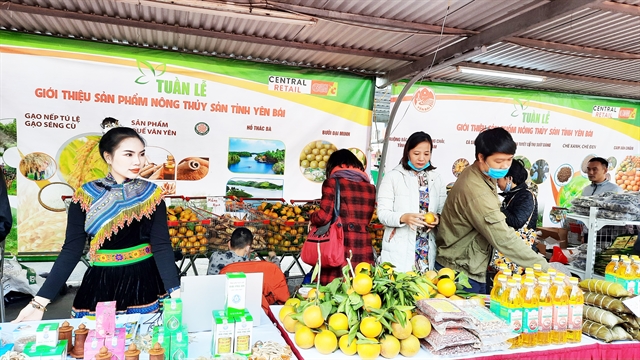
(36, 175), (179, 317)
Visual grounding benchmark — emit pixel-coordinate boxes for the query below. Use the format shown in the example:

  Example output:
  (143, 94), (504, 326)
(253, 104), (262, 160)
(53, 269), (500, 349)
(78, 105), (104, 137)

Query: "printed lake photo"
(228, 137), (285, 175)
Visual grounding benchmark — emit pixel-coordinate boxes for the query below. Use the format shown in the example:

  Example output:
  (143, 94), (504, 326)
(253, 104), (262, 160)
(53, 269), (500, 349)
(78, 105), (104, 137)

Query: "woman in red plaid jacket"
(310, 149), (376, 285)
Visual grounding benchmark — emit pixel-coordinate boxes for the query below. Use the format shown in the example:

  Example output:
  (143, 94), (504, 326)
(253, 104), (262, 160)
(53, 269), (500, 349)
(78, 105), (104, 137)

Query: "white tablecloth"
(270, 305), (621, 360)
(1, 310), (292, 359)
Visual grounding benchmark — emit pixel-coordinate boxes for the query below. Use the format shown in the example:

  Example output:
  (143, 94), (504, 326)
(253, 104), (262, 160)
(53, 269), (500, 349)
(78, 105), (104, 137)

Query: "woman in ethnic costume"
(13, 126), (180, 321)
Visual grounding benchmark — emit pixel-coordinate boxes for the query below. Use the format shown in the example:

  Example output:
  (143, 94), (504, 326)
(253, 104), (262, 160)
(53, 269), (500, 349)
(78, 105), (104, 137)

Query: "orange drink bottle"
(566, 277), (584, 343)
(536, 276), (553, 346)
(490, 274), (508, 316)
(605, 255), (620, 283)
(500, 279), (524, 349)
(550, 278), (568, 345)
(520, 278), (539, 347)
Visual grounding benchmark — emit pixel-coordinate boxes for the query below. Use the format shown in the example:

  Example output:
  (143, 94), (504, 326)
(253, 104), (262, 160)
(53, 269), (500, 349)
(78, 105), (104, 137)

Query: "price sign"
(207, 196), (226, 215)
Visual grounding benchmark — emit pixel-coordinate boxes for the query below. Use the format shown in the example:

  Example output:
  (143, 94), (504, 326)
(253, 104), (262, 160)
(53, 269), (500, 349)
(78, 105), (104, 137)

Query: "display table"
(2, 310), (294, 359)
(270, 305), (640, 360)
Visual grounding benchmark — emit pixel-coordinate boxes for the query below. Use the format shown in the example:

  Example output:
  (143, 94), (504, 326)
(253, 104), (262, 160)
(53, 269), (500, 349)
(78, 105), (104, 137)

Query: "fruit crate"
(186, 198), (270, 252)
(368, 223), (384, 254)
(166, 196), (212, 256)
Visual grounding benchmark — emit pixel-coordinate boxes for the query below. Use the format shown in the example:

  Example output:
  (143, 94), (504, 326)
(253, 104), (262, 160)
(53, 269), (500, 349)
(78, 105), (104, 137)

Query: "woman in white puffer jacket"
(377, 132), (447, 273)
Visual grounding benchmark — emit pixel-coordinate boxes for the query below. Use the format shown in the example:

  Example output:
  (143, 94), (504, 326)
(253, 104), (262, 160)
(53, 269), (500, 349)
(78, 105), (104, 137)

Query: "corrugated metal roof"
(0, 0), (639, 100)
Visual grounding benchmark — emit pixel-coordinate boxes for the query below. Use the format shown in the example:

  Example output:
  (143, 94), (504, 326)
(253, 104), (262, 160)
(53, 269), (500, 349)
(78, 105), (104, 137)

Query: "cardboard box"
(233, 311), (253, 356)
(152, 326), (170, 360)
(23, 341), (67, 360)
(163, 298), (183, 334)
(35, 323), (59, 347)
(96, 301), (116, 338)
(170, 327), (189, 360)
(83, 331), (104, 360)
(225, 273), (246, 317)
(104, 328), (126, 360)
(538, 227), (568, 249)
(211, 310), (234, 357)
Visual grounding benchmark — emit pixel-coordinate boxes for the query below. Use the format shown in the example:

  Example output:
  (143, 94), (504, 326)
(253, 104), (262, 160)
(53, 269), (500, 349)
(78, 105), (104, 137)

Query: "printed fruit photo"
(299, 140), (337, 182)
(451, 158), (469, 178)
(615, 155), (640, 192)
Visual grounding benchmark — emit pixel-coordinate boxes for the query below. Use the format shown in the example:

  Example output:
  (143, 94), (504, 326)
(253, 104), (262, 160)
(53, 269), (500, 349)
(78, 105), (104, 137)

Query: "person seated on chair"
(207, 227), (279, 275)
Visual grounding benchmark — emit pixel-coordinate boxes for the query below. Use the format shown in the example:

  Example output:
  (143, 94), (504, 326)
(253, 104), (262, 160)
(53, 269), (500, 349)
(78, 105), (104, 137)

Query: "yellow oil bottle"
(605, 255), (620, 283)
(536, 276), (552, 346)
(493, 263), (508, 284)
(512, 274), (523, 291)
(533, 263), (543, 279)
(490, 274), (508, 316)
(566, 277), (584, 343)
(500, 279), (524, 349)
(550, 278), (568, 345)
(523, 267), (536, 285)
(617, 258), (636, 295)
(520, 278), (539, 347)
(630, 255), (640, 294)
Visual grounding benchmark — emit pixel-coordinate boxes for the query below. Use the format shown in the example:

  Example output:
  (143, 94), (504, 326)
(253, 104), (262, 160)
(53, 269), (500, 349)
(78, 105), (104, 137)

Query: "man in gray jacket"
(582, 157), (622, 196)
(436, 128), (549, 294)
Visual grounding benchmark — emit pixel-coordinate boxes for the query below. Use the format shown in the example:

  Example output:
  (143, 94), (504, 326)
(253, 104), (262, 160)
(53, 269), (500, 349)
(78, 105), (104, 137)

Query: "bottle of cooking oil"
(520, 278), (539, 347)
(616, 257), (636, 295)
(550, 278), (569, 345)
(605, 255), (620, 283)
(524, 267), (536, 285)
(500, 279), (523, 349)
(491, 274), (508, 316)
(533, 264), (544, 279)
(493, 263), (508, 283)
(630, 255), (640, 294)
(566, 277), (584, 343)
(512, 274), (523, 291)
(536, 276), (553, 346)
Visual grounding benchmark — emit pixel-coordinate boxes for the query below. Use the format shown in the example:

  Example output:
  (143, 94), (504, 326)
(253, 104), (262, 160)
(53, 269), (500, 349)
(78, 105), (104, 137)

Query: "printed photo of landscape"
(228, 137), (285, 175)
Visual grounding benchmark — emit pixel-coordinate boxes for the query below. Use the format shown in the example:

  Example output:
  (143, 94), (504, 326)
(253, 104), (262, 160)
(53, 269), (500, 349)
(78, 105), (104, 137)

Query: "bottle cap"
(533, 264), (542, 271)
(569, 277), (579, 283)
(507, 279), (517, 286)
(524, 278), (535, 285)
(497, 274), (507, 282)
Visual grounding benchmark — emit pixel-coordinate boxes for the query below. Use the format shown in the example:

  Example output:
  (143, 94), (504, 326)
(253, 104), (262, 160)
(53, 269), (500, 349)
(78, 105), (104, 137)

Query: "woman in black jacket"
(497, 159), (538, 230)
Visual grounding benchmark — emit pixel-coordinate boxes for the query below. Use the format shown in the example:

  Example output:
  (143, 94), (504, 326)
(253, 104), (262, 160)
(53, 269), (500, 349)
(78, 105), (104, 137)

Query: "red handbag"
(301, 179), (345, 267)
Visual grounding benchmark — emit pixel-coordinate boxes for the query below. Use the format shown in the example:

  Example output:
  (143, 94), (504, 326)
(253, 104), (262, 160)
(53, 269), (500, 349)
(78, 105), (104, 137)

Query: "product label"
(507, 308), (523, 333)
(539, 305), (553, 332)
(523, 307), (539, 333)
(552, 305), (568, 331)
(490, 300), (501, 318)
(567, 304), (583, 331)
(428, 299), (462, 313)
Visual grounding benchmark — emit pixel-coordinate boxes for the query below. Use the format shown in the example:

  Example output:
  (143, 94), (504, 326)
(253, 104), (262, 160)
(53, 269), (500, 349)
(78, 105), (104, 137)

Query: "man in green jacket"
(436, 128), (549, 293)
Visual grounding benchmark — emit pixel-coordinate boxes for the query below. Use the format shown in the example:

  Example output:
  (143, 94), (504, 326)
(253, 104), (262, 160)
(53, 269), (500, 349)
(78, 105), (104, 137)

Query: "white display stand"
(566, 207), (640, 280)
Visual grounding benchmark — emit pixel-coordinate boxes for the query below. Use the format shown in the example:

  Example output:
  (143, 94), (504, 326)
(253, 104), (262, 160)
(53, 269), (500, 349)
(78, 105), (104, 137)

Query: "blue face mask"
(505, 180), (513, 192)
(483, 167), (509, 179)
(408, 160), (430, 171)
